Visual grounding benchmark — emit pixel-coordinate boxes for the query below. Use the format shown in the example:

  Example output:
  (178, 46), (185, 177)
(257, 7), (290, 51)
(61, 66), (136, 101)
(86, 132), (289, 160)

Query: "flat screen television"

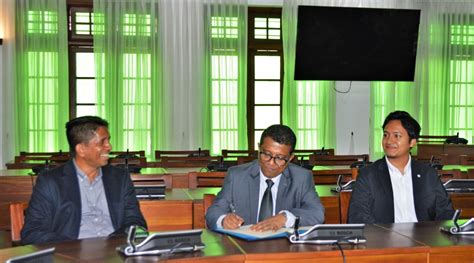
(294, 6), (421, 81)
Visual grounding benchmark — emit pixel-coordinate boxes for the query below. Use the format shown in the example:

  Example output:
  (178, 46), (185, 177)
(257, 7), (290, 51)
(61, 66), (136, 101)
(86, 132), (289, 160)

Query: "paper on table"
(214, 225), (294, 241)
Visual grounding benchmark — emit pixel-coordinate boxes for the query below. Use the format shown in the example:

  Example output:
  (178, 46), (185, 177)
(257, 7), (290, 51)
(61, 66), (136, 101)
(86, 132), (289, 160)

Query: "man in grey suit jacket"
(206, 125), (324, 231)
(348, 111), (454, 224)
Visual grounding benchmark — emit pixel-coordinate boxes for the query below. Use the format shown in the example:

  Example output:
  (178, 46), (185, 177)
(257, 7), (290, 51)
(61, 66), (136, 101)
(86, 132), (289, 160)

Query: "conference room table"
(0, 221), (473, 262)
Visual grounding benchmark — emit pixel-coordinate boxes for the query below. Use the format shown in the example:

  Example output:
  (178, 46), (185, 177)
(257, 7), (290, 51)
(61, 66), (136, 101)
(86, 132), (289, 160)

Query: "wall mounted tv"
(294, 6), (421, 81)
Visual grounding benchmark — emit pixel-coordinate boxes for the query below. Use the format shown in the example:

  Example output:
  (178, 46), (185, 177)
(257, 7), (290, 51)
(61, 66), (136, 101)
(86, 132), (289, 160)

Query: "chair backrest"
(155, 150), (210, 159)
(437, 169), (464, 182)
(221, 150), (258, 158)
(312, 169), (353, 185)
(203, 194), (216, 229)
(10, 202), (28, 243)
(188, 172), (226, 189)
(158, 156), (212, 168)
(339, 191), (352, 224)
(293, 148), (335, 156)
(309, 154), (369, 166)
(236, 156), (257, 165)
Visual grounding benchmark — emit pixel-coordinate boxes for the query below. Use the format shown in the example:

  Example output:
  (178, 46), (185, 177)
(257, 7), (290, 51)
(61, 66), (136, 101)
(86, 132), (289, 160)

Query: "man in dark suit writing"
(21, 116), (146, 244)
(348, 111), (454, 224)
(206, 124), (324, 231)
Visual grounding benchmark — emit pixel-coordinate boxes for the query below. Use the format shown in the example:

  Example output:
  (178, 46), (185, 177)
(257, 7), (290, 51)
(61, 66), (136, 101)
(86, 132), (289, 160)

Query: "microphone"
(219, 156), (224, 168)
(125, 148), (129, 171)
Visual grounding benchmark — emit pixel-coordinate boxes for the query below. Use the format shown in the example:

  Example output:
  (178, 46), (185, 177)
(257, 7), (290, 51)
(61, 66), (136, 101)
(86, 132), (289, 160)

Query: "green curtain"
(94, 0), (162, 157)
(14, 0), (69, 153)
(370, 82), (417, 159)
(416, 2), (474, 142)
(204, 1), (248, 155)
(282, 1), (336, 150)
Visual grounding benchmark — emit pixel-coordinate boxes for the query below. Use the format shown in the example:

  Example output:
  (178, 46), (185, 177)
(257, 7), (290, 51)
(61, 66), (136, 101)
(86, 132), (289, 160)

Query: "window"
(27, 11), (58, 34)
(448, 24), (474, 141)
(248, 8), (282, 149)
(26, 51), (61, 150)
(209, 15), (241, 155)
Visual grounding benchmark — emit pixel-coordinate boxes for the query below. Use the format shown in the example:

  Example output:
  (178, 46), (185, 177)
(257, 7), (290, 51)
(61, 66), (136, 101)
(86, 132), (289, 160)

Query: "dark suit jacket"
(21, 160), (147, 244)
(348, 158), (454, 224)
(205, 160), (325, 229)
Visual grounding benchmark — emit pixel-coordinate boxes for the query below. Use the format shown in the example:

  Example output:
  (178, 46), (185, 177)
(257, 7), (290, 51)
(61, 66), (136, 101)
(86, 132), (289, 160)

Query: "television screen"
(294, 6), (421, 81)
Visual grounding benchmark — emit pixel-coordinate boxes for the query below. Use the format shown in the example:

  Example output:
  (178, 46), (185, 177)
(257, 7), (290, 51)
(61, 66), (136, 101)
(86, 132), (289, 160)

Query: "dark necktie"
(258, 179), (274, 222)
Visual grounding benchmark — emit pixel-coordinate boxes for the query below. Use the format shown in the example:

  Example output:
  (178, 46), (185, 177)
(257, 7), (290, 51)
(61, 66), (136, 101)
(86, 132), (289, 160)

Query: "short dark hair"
(260, 124), (297, 153)
(382, 111), (421, 141)
(66, 116), (109, 155)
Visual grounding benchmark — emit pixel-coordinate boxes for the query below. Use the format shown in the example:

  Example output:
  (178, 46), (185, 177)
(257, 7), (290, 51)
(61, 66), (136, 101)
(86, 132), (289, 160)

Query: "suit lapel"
(276, 168), (290, 213)
(248, 161), (261, 224)
(61, 161), (82, 236)
(101, 165), (118, 229)
(377, 159), (395, 221)
(62, 161), (81, 211)
(410, 160), (423, 218)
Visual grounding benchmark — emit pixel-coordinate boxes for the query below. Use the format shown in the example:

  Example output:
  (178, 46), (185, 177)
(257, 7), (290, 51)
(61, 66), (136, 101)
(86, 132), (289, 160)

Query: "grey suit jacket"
(205, 160), (324, 229)
(348, 158), (454, 224)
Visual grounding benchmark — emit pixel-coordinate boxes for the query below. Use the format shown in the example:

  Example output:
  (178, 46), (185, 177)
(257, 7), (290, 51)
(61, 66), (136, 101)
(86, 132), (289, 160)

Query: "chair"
(237, 156), (257, 165)
(155, 150), (210, 159)
(131, 174), (173, 189)
(437, 169), (464, 183)
(188, 172), (226, 189)
(10, 202), (28, 244)
(203, 194), (216, 229)
(158, 156), (212, 168)
(417, 135), (458, 144)
(312, 169), (353, 185)
(6, 151), (70, 170)
(309, 154), (369, 166)
(221, 149), (258, 158)
(339, 191), (352, 224)
(468, 169), (474, 180)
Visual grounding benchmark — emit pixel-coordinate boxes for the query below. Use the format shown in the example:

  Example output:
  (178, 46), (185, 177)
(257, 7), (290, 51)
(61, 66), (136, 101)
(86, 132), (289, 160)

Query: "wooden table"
(3, 222), (472, 262)
(232, 224), (429, 263)
(378, 221), (474, 263)
(0, 230), (244, 262)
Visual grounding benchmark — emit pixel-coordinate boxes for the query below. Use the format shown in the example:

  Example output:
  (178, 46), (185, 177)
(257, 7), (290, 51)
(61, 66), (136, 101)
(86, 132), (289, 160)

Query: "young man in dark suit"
(21, 116), (146, 244)
(348, 111), (454, 224)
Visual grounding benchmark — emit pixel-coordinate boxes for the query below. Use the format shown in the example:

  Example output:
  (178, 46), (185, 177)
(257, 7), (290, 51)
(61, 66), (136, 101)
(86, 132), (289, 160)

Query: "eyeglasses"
(259, 151), (290, 167)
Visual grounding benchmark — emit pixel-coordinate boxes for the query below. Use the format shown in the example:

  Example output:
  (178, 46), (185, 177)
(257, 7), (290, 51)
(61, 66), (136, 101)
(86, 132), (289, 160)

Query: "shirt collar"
(73, 159), (103, 182)
(385, 155), (411, 175)
(259, 169), (282, 185)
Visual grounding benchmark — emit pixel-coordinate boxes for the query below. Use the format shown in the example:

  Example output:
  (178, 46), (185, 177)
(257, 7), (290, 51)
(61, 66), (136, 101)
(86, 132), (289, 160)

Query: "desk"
(378, 221), (474, 263)
(233, 224), (428, 263)
(0, 231), (244, 262)
(8, 223), (474, 262)
(0, 223), (473, 262)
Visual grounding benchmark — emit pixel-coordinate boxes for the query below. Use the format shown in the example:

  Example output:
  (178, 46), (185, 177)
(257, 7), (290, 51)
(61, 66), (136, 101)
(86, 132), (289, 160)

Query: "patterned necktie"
(258, 179), (274, 222)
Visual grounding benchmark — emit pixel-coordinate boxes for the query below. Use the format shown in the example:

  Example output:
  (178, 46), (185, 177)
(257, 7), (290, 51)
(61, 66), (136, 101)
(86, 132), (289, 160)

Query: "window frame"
(247, 7), (283, 149)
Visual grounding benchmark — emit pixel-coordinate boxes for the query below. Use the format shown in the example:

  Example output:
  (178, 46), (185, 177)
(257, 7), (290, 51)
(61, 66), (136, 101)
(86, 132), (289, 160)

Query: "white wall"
(335, 81), (370, 155)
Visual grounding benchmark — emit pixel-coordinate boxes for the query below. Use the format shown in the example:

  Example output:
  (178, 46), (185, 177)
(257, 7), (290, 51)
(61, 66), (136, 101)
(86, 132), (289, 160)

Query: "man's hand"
(249, 213), (286, 232)
(222, 213), (244, 229)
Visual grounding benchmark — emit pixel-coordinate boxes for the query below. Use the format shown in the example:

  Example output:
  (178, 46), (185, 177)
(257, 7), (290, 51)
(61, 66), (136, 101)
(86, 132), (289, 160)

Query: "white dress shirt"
(216, 169), (296, 228)
(386, 156), (418, 223)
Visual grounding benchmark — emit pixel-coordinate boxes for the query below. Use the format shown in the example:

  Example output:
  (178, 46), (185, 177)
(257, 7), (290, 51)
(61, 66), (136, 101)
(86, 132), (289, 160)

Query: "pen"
(230, 203), (236, 213)
(294, 216), (300, 240)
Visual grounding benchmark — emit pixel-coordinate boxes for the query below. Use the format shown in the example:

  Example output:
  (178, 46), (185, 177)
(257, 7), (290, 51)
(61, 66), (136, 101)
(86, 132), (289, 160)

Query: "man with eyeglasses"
(206, 124), (324, 231)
